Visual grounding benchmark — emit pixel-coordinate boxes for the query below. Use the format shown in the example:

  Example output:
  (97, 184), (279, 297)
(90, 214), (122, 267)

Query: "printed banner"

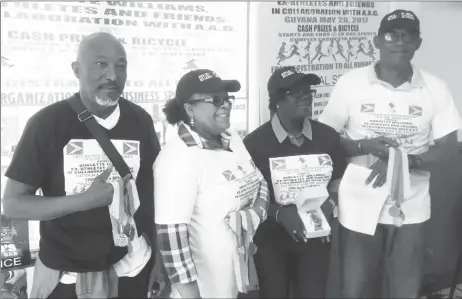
(255, 1), (388, 122)
(269, 154), (333, 205)
(1, 216), (31, 270)
(1, 1), (249, 146)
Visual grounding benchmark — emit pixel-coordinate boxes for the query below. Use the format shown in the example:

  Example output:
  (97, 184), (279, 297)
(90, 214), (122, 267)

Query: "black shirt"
(5, 93), (160, 272)
(243, 118), (346, 246)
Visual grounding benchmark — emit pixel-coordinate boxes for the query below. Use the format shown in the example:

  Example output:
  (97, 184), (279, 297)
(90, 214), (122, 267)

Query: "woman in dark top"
(243, 66), (346, 298)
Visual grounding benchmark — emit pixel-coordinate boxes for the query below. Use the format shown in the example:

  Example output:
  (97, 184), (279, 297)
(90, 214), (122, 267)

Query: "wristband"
(276, 205), (289, 223)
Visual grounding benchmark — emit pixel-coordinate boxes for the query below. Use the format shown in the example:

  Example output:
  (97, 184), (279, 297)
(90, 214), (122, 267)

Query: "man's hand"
(277, 205), (307, 243)
(147, 260), (170, 298)
(360, 136), (399, 159)
(83, 165), (130, 209)
(366, 159), (388, 188)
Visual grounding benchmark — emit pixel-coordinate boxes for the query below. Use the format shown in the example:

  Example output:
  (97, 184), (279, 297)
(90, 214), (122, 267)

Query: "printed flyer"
(269, 154), (333, 206)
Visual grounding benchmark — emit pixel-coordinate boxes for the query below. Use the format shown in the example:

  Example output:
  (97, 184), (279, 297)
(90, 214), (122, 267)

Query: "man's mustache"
(99, 84), (120, 91)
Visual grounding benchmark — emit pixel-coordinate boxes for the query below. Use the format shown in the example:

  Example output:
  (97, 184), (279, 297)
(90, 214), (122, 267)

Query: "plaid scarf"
(177, 122), (231, 151)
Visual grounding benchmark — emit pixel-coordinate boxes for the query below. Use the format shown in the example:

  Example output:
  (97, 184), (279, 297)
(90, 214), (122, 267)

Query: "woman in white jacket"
(154, 69), (269, 298)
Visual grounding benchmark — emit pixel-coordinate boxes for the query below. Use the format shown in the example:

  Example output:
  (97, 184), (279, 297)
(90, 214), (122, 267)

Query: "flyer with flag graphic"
(269, 154), (333, 206)
(220, 158), (263, 211)
(63, 139), (141, 195)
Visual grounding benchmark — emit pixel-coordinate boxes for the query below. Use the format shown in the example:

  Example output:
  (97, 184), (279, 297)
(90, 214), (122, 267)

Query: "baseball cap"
(175, 69), (241, 104)
(268, 66), (321, 96)
(378, 9), (420, 35)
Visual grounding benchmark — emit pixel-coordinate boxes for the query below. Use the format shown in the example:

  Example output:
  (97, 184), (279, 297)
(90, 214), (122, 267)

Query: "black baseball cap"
(268, 66), (321, 96)
(378, 9), (420, 35)
(175, 69), (241, 104)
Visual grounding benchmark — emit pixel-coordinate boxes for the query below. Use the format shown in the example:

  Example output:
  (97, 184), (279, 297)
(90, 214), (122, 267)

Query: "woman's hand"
(147, 255), (170, 298)
(277, 205), (307, 243)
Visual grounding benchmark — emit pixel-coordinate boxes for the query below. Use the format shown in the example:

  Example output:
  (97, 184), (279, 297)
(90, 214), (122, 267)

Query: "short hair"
(163, 98), (190, 125)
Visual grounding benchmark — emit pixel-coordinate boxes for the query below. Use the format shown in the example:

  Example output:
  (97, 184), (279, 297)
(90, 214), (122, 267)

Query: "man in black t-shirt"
(2, 32), (167, 298)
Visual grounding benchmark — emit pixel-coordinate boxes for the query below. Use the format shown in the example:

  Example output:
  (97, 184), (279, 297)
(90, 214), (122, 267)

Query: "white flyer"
(269, 154), (333, 206)
(63, 139), (141, 195)
(338, 164), (389, 235)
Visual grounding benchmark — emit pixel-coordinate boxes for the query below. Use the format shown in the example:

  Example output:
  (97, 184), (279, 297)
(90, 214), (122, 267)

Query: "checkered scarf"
(177, 122), (231, 150)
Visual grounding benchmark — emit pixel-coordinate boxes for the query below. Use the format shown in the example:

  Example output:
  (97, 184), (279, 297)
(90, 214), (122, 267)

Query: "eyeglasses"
(190, 95), (235, 107)
(383, 32), (419, 43)
(286, 89), (317, 100)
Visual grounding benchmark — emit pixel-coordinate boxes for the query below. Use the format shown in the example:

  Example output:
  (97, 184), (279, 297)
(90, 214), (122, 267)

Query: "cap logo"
(387, 14), (397, 21)
(400, 12), (415, 20)
(388, 12), (415, 21)
(281, 69), (296, 79)
(198, 71), (218, 82)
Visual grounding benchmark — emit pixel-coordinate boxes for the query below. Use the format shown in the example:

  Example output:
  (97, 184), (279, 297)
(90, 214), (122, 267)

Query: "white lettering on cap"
(388, 12), (415, 21)
(281, 70), (297, 78)
(400, 12), (415, 20)
(387, 14), (397, 21)
(198, 71), (218, 82)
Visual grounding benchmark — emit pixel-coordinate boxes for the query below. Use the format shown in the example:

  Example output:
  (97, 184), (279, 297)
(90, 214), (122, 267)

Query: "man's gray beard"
(96, 94), (119, 107)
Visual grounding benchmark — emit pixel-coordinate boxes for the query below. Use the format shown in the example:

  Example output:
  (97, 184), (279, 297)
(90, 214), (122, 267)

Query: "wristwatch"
(308, 210), (323, 231)
(356, 140), (363, 153)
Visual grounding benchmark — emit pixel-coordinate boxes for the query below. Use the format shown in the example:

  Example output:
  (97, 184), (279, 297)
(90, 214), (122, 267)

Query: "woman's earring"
(190, 117), (195, 127)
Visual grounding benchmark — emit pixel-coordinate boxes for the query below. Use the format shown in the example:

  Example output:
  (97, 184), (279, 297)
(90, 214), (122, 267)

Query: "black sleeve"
(5, 114), (48, 189)
(135, 113), (161, 245)
(243, 135), (263, 173)
(243, 133), (276, 204)
(330, 131), (347, 181)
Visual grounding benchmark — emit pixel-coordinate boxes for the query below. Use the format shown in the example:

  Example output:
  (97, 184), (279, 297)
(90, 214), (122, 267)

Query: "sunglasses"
(190, 95), (235, 107)
(383, 31), (419, 43)
(286, 89), (317, 99)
